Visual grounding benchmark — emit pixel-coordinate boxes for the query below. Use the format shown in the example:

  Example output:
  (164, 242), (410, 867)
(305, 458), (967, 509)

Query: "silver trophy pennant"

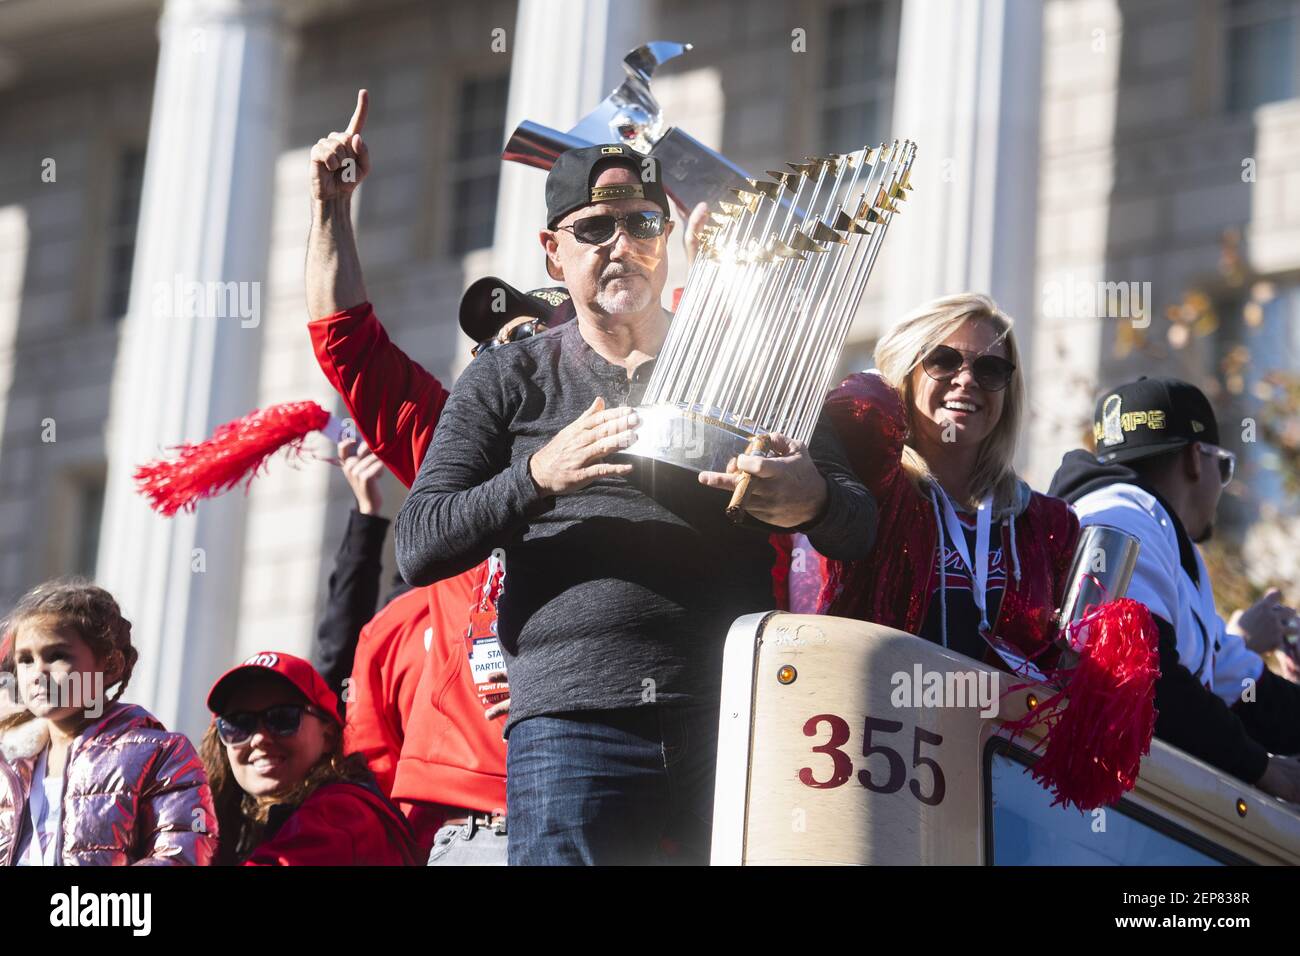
(502, 40), (751, 210)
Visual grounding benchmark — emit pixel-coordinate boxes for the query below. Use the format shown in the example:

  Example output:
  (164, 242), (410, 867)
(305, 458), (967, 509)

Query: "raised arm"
(306, 89), (372, 320)
(308, 304), (449, 488)
(312, 441), (390, 697)
(304, 90), (453, 486)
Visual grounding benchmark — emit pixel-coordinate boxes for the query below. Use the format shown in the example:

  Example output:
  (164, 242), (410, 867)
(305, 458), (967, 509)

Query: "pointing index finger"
(345, 89), (369, 136)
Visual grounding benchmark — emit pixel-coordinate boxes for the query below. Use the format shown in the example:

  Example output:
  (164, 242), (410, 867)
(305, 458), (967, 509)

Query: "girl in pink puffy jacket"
(0, 579), (217, 865)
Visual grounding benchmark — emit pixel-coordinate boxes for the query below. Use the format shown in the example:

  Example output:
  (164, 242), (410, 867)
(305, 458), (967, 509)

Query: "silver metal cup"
(501, 40), (753, 210)
(1055, 524), (1142, 653)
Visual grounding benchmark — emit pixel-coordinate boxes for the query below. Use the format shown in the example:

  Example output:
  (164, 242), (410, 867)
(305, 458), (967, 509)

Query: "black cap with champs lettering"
(1092, 376), (1221, 464)
(544, 143), (670, 229)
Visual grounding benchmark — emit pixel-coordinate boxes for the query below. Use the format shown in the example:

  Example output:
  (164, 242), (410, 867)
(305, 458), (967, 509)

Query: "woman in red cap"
(201, 651), (418, 865)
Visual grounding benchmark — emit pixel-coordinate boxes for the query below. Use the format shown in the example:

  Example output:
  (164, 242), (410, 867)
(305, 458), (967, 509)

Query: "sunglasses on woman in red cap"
(206, 650), (342, 731)
(216, 702), (335, 746)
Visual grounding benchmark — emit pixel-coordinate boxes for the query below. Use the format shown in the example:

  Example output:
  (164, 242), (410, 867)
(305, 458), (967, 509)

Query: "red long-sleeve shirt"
(309, 303), (507, 817)
(309, 303), (449, 488)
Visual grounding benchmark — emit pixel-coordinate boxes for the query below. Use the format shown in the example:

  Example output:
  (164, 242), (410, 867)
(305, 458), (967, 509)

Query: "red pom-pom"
(1005, 597), (1160, 812)
(134, 401), (331, 516)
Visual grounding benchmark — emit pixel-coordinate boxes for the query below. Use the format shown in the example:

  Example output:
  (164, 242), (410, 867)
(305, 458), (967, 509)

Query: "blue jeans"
(506, 704), (719, 865)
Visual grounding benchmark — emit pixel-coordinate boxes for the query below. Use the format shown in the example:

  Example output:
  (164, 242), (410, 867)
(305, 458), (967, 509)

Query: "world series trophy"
(503, 40), (753, 210)
(626, 140), (917, 520)
(505, 39), (918, 521)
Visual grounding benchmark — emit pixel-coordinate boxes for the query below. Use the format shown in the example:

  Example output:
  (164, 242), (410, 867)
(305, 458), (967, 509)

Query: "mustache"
(600, 265), (646, 282)
(602, 247), (663, 278)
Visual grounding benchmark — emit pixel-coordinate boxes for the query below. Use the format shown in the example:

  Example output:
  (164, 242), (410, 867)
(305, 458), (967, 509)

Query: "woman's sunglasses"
(471, 318), (547, 358)
(1198, 443), (1236, 488)
(216, 703), (330, 746)
(556, 210), (666, 245)
(920, 344), (1016, 392)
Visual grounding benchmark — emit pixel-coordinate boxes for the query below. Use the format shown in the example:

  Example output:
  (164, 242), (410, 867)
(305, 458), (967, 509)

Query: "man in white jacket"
(1050, 376), (1300, 802)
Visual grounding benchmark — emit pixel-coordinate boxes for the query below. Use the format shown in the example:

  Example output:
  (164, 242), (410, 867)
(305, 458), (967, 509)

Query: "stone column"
(883, 0), (1044, 386)
(489, 0), (651, 291)
(96, 0), (290, 740)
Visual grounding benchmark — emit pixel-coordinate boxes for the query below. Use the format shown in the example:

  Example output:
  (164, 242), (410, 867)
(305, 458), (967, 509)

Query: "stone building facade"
(0, 0), (1296, 738)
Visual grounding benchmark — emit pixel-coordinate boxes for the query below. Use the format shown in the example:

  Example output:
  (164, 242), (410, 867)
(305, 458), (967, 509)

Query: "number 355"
(799, 714), (946, 806)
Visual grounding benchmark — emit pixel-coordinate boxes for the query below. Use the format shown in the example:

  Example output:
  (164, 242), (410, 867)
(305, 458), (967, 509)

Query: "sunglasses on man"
(1198, 443), (1236, 488)
(470, 318), (548, 358)
(556, 210), (667, 245)
(920, 344), (1017, 392)
(216, 703), (333, 746)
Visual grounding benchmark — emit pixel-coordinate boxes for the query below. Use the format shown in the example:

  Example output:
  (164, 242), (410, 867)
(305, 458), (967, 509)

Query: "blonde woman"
(816, 293), (1080, 669)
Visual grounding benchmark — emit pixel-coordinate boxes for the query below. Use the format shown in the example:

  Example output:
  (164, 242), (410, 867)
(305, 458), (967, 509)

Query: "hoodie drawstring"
(1009, 510), (1022, 584)
(928, 488), (949, 648)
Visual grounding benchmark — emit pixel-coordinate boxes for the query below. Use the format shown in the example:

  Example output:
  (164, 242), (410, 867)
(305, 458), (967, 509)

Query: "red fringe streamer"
(134, 401), (331, 517)
(1005, 597), (1160, 812)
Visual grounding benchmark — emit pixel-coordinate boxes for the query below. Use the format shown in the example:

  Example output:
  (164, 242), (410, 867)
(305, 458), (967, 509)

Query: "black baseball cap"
(544, 143), (670, 230)
(458, 276), (576, 342)
(1092, 376), (1220, 464)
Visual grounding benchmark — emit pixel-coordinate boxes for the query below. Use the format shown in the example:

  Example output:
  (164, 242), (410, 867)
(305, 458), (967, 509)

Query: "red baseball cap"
(206, 650), (341, 725)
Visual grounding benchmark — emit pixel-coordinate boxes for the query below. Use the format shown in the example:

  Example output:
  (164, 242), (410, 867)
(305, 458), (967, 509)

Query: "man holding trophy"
(392, 144), (876, 865)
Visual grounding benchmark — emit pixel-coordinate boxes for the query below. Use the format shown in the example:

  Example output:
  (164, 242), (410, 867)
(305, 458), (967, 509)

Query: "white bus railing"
(711, 612), (1300, 866)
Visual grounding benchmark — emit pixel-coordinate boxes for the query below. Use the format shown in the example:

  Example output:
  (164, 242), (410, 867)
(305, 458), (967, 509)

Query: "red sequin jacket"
(812, 371), (1080, 668)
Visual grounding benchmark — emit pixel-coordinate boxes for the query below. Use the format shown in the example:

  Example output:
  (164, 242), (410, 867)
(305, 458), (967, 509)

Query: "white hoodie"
(1071, 482), (1263, 706)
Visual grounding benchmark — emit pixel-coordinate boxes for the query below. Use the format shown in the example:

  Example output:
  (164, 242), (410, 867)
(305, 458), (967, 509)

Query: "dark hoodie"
(1048, 449), (1300, 785)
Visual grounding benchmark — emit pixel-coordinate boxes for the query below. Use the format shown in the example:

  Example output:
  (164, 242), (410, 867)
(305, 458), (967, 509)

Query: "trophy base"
(620, 403), (760, 475)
